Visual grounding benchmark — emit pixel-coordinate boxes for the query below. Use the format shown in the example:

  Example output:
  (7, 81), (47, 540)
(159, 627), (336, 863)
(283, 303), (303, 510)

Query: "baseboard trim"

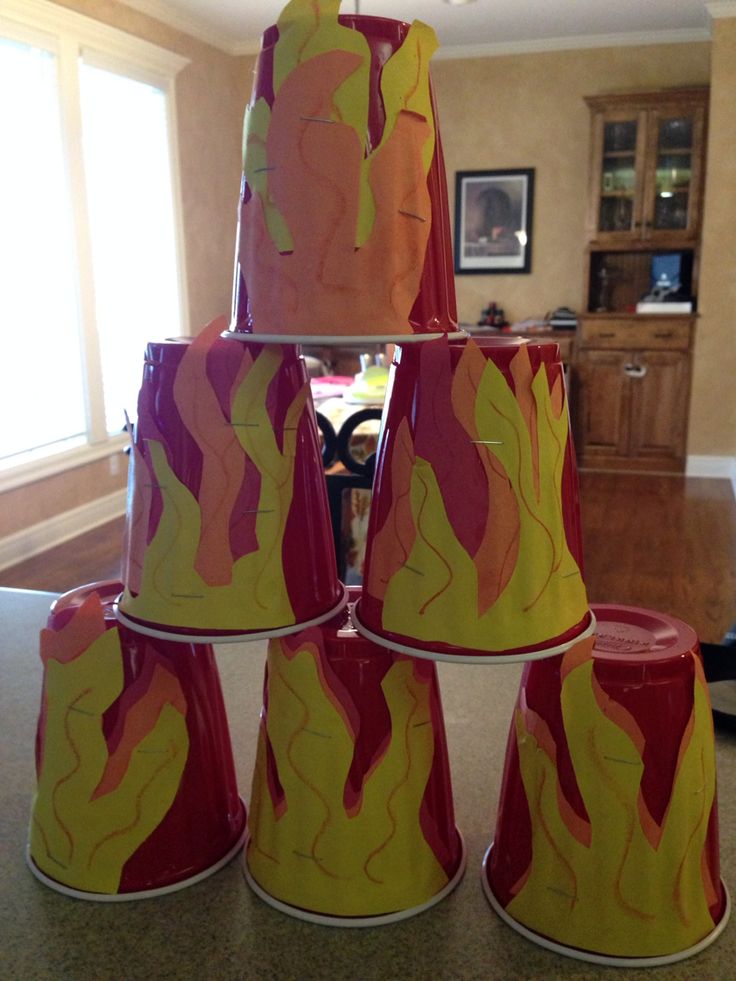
(686, 455), (736, 497)
(0, 490), (127, 573)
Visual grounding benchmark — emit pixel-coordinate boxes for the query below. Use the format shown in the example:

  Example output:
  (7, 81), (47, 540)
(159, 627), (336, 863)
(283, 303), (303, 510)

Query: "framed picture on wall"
(454, 169), (535, 274)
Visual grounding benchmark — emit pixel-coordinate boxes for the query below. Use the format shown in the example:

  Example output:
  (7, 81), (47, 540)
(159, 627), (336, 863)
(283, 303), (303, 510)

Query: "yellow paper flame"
(377, 343), (588, 651)
(507, 646), (718, 957)
(247, 639), (449, 915)
(30, 626), (188, 894)
(122, 346), (307, 630)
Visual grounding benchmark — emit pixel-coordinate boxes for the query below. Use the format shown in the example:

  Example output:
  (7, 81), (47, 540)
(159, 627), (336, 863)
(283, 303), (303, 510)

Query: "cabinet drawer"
(579, 318), (691, 351)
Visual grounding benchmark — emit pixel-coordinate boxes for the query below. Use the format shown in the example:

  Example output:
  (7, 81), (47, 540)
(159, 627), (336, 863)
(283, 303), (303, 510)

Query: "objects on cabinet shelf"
(594, 264), (617, 312)
(27, 580), (246, 901)
(548, 306), (578, 329)
(636, 261), (694, 313)
(484, 604), (730, 966)
(477, 301), (509, 329)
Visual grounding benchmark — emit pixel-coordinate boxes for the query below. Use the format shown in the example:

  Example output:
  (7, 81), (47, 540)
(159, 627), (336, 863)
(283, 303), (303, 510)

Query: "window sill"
(0, 435), (129, 494)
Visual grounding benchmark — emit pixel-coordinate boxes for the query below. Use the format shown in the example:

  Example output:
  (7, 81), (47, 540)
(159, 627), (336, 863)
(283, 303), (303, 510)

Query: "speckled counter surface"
(1, 587), (734, 981)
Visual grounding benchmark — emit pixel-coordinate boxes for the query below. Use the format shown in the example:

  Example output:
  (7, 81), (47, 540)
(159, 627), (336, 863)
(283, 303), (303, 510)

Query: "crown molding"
(120, 0), (243, 54)
(434, 27), (711, 60)
(81, 4), (722, 62)
(231, 39), (267, 57)
(706, 2), (736, 19)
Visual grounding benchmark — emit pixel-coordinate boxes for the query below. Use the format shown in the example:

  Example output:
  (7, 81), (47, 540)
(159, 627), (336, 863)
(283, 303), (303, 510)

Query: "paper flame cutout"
(30, 594), (189, 894)
(499, 642), (722, 957)
(247, 634), (457, 915)
(239, 0), (439, 336)
(365, 340), (588, 652)
(122, 319), (315, 631)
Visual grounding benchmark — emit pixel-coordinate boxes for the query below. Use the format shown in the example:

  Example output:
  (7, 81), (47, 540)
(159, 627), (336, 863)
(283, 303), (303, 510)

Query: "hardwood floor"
(1, 473), (734, 643)
(0, 516), (126, 596)
(578, 472), (736, 644)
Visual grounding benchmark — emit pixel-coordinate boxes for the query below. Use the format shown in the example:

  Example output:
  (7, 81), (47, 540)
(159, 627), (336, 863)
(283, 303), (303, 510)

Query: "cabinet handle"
(624, 363), (647, 378)
(654, 331), (674, 339)
(597, 332), (616, 338)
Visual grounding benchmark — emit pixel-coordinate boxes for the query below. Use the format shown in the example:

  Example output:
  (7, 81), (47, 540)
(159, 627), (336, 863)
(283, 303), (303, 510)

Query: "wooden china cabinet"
(573, 88), (708, 472)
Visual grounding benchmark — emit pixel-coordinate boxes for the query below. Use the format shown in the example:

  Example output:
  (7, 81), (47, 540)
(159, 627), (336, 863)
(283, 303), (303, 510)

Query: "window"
(0, 1), (189, 486)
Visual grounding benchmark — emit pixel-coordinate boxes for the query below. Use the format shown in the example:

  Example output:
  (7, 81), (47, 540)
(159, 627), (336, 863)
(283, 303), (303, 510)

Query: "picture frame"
(454, 168), (535, 274)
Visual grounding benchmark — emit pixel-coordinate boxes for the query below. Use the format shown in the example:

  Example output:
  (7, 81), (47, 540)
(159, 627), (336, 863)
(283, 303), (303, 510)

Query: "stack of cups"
(25, 0), (729, 950)
(27, 311), (347, 902)
(222, 1), (471, 922)
(352, 335), (730, 964)
(28, 0), (472, 913)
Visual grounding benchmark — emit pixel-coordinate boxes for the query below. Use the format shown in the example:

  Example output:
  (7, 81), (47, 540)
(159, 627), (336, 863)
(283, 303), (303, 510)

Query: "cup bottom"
(221, 330), (467, 347)
(481, 844), (731, 967)
(351, 601), (597, 664)
(243, 832), (466, 927)
(26, 801), (247, 902)
(113, 585), (349, 644)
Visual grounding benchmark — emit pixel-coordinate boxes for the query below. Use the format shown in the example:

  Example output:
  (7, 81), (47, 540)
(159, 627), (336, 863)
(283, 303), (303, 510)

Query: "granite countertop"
(1, 587), (734, 981)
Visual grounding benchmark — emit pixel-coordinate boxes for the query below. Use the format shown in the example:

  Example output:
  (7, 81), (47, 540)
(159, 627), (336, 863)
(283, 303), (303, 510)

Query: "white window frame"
(0, 0), (190, 493)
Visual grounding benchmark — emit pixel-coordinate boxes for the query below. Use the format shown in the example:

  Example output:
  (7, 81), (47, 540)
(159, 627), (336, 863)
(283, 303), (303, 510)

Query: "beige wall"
(1, 0), (253, 537)
(689, 19), (736, 456)
(432, 42), (711, 324)
(432, 39), (736, 458)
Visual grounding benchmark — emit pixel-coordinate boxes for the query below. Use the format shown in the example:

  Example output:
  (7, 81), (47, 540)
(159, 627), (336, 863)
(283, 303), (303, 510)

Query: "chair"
(315, 408), (382, 583)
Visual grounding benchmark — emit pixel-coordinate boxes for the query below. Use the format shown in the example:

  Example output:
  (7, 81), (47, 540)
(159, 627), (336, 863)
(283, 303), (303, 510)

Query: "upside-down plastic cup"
(227, 7), (459, 345)
(116, 317), (346, 642)
(27, 580), (246, 900)
(483, 604), (731, 966)
(352, 335), (593, 663)
(245, 587), (465, 925)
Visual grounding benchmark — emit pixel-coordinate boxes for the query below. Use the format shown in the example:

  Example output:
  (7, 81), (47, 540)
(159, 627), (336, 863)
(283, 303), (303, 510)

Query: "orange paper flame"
(239, 1), (439, 336)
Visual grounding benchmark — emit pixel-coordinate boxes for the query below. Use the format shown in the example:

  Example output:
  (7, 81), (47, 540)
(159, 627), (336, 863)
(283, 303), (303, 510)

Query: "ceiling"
(123, 0), (726, 57)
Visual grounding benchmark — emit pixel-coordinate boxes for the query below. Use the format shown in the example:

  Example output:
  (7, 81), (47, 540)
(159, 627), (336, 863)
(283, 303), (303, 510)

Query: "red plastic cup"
(27, 580), (246, 900)
(353, 335), (593, 662)
(245, 587), (465, 925)
(484, 604), (731, 965)
(228, 12), (458, 344)
(116, 317), (346, 641)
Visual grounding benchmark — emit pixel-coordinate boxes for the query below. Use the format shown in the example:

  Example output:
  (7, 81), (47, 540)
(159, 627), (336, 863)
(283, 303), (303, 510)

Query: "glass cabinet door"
(595, 113), (644, 237)
(645, 108), (705, 238)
